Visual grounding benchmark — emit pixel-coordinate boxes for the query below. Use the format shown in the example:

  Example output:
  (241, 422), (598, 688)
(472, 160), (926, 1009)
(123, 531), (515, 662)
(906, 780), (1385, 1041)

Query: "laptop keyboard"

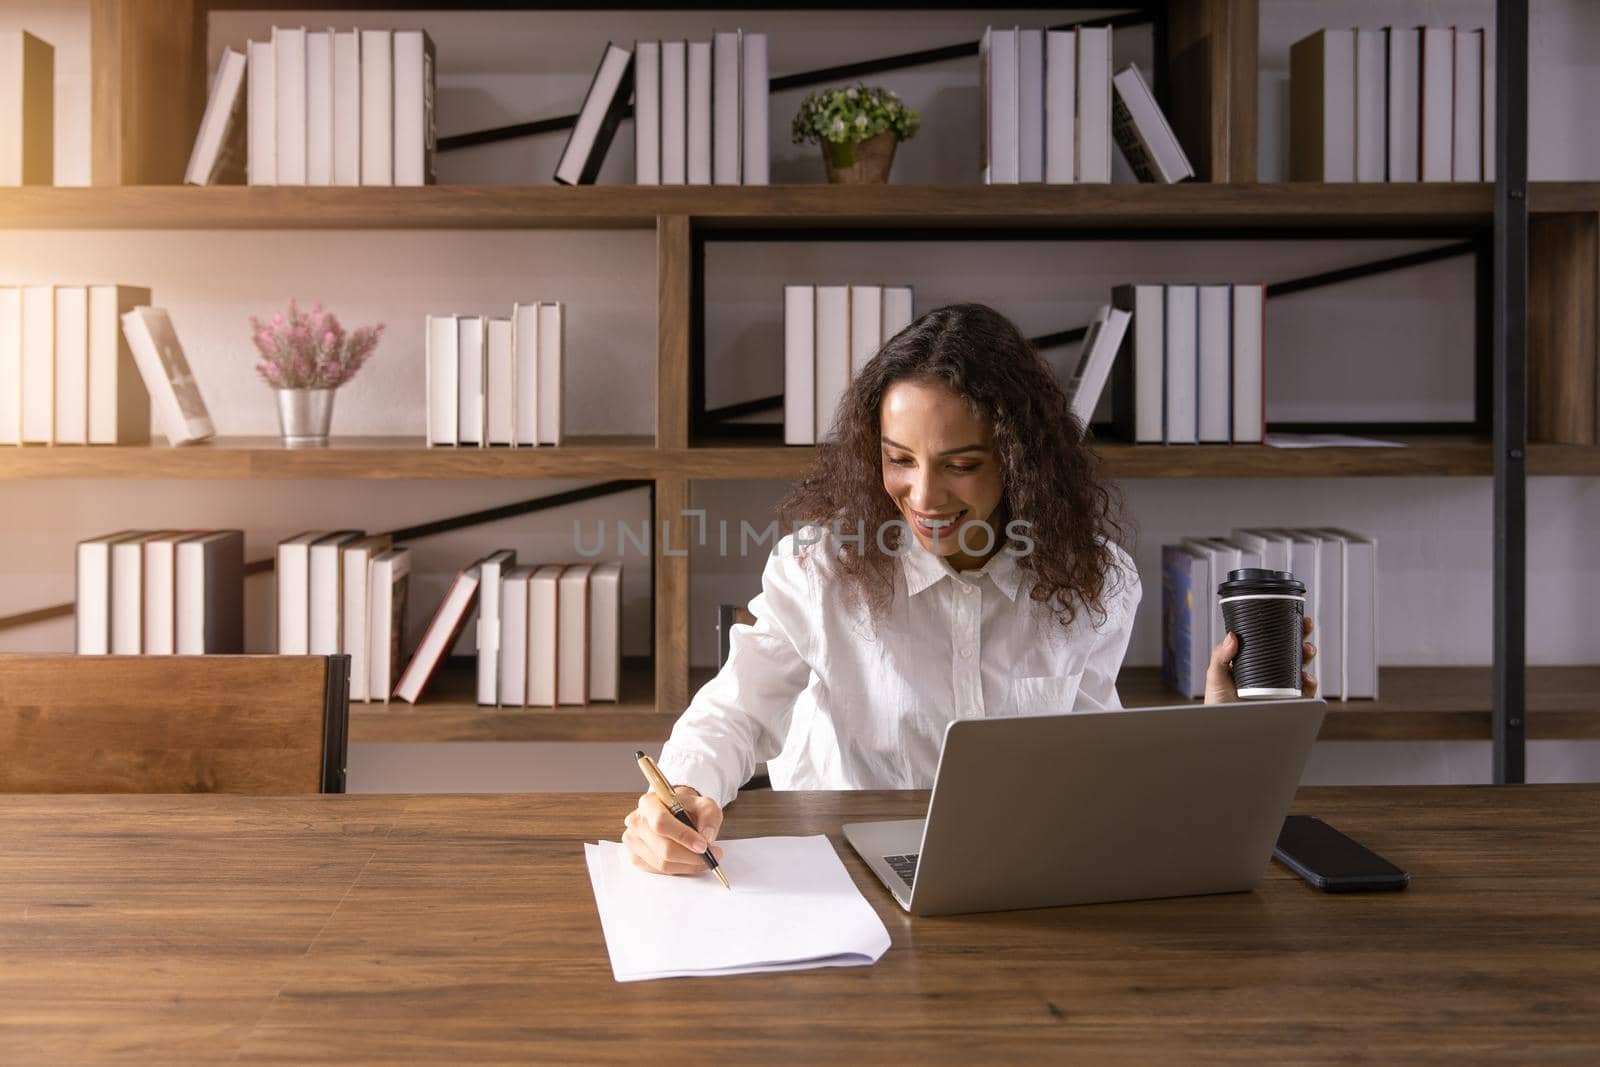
(884, 853), (919, 887)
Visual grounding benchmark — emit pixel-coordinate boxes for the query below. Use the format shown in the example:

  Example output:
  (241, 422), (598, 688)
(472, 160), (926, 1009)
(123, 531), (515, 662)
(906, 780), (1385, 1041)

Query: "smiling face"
(879, 378), (1007, 571)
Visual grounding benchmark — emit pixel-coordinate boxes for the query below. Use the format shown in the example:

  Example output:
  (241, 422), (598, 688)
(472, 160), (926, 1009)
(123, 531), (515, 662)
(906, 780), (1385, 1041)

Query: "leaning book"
(119, 307), (216, 445)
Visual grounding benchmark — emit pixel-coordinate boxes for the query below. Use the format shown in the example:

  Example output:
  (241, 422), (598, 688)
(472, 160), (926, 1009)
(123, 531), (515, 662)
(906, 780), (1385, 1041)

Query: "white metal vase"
(275, 387), (336, 448)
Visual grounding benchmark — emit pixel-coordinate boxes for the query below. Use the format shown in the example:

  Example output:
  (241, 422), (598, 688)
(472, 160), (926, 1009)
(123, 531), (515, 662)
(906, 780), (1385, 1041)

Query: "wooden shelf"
(1120, 665), (1600, 740)
(1529, 181), (1600, 214)
(0, 183), (1499, 232)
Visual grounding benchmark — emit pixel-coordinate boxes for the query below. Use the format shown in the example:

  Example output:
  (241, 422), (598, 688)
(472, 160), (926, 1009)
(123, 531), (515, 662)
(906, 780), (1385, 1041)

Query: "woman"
(623, 303), (1315, 875)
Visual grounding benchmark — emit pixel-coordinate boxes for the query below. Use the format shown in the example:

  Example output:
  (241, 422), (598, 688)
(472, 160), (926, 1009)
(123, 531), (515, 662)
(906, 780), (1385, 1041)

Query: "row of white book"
(426, 303), (565, 447)
(187, 27), (436, 187)
(1110, 283), (1267, 445)
(276, 531), (406, 702)
(630, 33), (769, 186)
(980, 26), (1193, 185)
(1, 29), (52, 185)
(1, 289), (216, 447)
(75, 530), (244, 655)
(1290, 26), (1494, 183)
(1163, 528), (1378, 700)
(783, 285), (914, 446)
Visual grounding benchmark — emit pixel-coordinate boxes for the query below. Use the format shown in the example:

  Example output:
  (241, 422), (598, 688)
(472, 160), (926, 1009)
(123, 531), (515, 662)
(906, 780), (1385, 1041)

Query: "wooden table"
(3, 787), (1598, 1065)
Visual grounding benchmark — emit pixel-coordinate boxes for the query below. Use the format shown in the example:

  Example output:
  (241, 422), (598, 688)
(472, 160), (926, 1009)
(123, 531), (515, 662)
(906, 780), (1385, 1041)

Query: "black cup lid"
(1218, 568), (1305, 597)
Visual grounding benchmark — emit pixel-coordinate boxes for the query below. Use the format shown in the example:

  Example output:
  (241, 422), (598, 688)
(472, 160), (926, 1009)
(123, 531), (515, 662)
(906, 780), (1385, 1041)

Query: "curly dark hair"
(777, 302), (1133, 630)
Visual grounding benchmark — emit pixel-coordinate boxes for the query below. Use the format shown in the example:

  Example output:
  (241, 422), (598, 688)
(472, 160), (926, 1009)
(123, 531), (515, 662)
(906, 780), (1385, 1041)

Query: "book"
(1231, 528), (1293, 574)
(527, 565), (563, 707)
(394, 563), (481, 703)
(588, 561), (623, 702)
(367, 547), (411, 701)
(1385, 27), (1421, 181)
(688, 39), (713, 185)
(783, 285), (815, 446)
(1044, 29), (1076, 183)
(513, 303), (539, 446)
(457, 315), (486, 446)
(360, 29), (393, 185)
(87, 291), (152, 448)
(0, 287), (18, 442)
(1231, 284), (1265, 444)
(1017, 29), (1044, 183)
(634, 41), (660, 184)
(1453, 28), (1483, 181)
(394, 29), (436, 187)
(1354, 30), (1386, 183)
(76, 531), (142, 654)
(112, 532), (169, 654)
(485, 317), (514, 446)
(425, 314), (459, 446)
(332, 30), (361, 186)
(711, 32), (739, 185)
(305, 30), (333, 185)
(1109, 283), (1164, 443)
(246, 39), (275, 186)
(881, 286), (914, 342)
(1076, 26), (1112, 183)
(1419, 27), (1453, 182)
(814, 286), (850, 443)
(273, 27), (307, 185)
(53, 286), (88, 445)
(558, 563), (593, 704)
(1196, 284), (1231, 443)
(1161, 545), (1208, 699)
(1289, 29), (1355, 181)
(1481, 30), (1495, 181)
(537, 302), (564, 445)
(185, 47), (248, 185)
(1183, 536), (1242, 657)
(661, 41), (687, 185)
(275, 530), (322, 654)
(741, 32), (769, 185)
(309, 530), (363, 655)
(475, 549), (518, 705)
(1164, 285), (1199, 445)
(1111, 63), (1194, 183)
(119, 307), (215, 445)
(342, 534), (394, 700)
(1275, 528), (1322, 693)
(498, 564), (536, 705)
(1320, 528), (1378, 699)
(175, 530), (244, 654)
(1301, 528), (1344, 699)
(554, 43), (634, 186)
(1063, 304), (1130, 430)
(980, 27), (1018, 184)
(0, 30), (53, 185)
(143, 531), (199, 655)
(849, 285), (882, 377)
(21, 284), (51, 444)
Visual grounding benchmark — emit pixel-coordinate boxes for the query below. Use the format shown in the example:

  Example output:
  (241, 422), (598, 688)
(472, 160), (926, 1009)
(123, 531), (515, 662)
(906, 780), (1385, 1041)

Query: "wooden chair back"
(0, 654), (349, 794)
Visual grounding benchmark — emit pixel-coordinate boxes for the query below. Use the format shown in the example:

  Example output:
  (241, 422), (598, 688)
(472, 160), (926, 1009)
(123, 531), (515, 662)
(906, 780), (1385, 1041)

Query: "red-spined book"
(392, 563), (481, 703)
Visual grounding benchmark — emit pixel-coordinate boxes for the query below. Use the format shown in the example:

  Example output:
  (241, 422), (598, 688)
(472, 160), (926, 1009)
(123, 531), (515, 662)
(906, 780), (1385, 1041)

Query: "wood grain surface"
(2, 787), (1596, 1065)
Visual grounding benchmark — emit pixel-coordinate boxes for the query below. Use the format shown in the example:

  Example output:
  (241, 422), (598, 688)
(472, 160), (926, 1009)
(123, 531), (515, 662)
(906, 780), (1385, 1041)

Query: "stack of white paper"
(584, 834), (892, 982)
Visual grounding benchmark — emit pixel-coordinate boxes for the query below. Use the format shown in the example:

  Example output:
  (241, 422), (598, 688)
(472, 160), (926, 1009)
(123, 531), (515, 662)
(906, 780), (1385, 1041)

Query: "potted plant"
(791, 83), (920, 184)
(250, 299), (384, 447)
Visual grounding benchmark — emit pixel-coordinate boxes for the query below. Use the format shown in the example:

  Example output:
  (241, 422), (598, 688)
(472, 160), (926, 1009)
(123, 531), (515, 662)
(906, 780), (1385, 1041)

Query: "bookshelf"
(2, 2), (1590, 764)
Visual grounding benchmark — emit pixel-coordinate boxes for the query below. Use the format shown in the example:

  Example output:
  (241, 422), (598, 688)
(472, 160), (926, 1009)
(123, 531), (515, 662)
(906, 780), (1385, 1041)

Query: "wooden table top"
(4, 787), (1598, 1065)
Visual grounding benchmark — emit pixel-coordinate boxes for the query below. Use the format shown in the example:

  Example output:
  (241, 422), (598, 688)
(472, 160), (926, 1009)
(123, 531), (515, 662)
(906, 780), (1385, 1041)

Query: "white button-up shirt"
(659, 531), (1142, 808)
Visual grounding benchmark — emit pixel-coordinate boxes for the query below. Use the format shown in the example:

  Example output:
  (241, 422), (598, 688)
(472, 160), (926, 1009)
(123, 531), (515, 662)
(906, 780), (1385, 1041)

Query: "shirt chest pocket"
(999, 674), (1082, 718)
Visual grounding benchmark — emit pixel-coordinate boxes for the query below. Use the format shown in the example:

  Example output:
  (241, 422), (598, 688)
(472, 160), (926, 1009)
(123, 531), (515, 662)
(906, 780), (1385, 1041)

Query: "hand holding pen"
(622, 751), (729, 885)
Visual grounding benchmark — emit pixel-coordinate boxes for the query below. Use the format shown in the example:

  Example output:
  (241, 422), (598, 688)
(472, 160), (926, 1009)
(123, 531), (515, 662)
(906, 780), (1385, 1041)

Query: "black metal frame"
(320, 653), (351, 794)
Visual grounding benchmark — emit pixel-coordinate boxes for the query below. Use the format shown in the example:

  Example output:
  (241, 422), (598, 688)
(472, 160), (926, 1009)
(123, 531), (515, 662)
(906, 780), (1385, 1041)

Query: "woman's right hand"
(621, 784), (726, 875)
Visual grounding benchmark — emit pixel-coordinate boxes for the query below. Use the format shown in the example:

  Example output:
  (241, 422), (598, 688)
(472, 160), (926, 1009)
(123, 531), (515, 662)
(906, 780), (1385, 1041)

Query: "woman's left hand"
(1204, 617), (1317, 704)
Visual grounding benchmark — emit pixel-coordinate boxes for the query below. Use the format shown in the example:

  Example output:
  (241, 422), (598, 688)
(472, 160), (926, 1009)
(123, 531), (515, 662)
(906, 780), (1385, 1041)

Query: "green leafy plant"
(790, 83), (920, 167)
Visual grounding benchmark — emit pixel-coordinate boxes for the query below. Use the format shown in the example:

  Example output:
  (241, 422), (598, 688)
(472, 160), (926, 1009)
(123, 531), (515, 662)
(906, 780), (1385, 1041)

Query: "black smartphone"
(1273, 815), (1410, 892)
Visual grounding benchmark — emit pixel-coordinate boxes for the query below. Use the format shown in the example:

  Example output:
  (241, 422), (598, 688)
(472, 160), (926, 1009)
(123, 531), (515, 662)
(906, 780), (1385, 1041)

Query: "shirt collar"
(900, 542), (1023, 602)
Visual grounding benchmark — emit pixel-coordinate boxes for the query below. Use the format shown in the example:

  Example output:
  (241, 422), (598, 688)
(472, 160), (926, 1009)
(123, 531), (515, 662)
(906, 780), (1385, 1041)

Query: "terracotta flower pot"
(822, 132), (899, 184)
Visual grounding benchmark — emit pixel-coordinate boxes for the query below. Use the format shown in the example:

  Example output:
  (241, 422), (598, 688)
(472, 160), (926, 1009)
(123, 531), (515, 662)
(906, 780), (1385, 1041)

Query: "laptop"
(843, 699), (1325, 916)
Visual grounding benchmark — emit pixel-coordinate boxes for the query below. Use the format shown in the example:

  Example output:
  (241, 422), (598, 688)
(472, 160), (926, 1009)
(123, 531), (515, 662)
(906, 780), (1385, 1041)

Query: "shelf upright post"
(90, 0), (207, 185)
(1160, 0), (1258, 182)
(655, 216), (694, 714)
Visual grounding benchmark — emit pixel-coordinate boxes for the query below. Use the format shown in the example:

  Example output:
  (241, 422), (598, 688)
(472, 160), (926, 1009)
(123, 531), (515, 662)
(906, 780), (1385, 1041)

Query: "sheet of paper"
(584, 834), (892, 982)
(1264, 433), (1405, 449)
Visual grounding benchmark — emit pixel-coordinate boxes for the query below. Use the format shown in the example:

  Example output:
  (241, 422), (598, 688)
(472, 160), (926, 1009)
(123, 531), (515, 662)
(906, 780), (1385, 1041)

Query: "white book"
(475, 549), (518, 706)
(558, 564), (593, 705)
(1355, 29), (1386, 182)
(1017, 29), (1044, 183)
(360, 29), (393, 185)
(119, 307), (215, 445)
(741, 32), (769, 185)
(783, 285), (815, 446)
(247, 39), (275, 185)
(528, 565), (563, 707)
(687, 40), (713, 185)
(21, 284), (52, 444)
(513, 303), (539, 446)
(1321, 528), (1378, 699)
(661, 41), (687, 185)
(881, 286), (914, 342)
(537, 302), (564, 446)
(1481, 30), (1495, 181)
(273, 27), (307, 185)
(1184, 537), (1242, 655)
(1289, 29), (1354, 181)
(0, 287), (18, 443)
(112, 532), (162, 654)
(1163, 285), (1198, 445)
(1300, 528), (1343, 699)
(143, 531), (194, 655)
(425, 314), (459, 446)
(712, 31), (740, 185)
(88, 286), (150, 444)
(394, 29), (436, 186)
(367, 547), (411, 701)
(342, 534), (393, 700)
(1044, 29), (1076, 183)
(0, 30), (53, 185)
(1110, 63), (1194, 183)
(813, 286), (850, 443)
(332, 30), (361, 186)
(175, 529), (244, 655)
(1385, 28), (1421, 182)
(634, 41), (660, 184)
(394, 564), (480, 704)
(498, 564), (535, 706)
(1231, 528), (1293, 575)
(1196, 284), (1231, 443)
(1231, 284), (1265, 444)
(305, 30), (333, 185)
(1110, 283), (1164, 444)
(76, 531), (142, 654)
(1453, 28), (1482, 181)
(1064, 305), (1129, 429)
(53, 286), (89, 445)
(185, 47), (248, 185)
(457, 315), (486, 446)
(587, 561), (623, 702)
(1419, 27), (1453, 182)
(553, 42), (633, 185)
(1178, 538), (1223, 652)
(275, 530), (322, 654)
(1076, 26), (1112, 183)
(849, 285), (882, 377)
(1275, 528), (1322, 692)
(309, 530), (362, 655)
(981, 28), (1019, 184)
(485, 317), (514, 446)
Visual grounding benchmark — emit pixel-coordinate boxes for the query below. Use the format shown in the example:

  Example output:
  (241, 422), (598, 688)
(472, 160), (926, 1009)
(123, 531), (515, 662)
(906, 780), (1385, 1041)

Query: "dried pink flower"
(251, 299), (385, 389)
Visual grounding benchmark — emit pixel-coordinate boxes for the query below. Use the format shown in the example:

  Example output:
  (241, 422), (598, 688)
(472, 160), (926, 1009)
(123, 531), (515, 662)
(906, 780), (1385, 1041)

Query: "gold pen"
(634, 750), (730, 889)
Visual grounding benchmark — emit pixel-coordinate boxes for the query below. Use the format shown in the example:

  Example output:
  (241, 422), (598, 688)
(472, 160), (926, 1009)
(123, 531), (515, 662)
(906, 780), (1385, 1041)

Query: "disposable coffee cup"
(1217, 568), (1307, 699)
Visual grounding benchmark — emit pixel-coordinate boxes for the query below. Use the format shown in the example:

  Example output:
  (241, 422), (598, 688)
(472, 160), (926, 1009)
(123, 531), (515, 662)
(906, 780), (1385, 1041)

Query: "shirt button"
(962, 583), (977, 595)
(960, 646), (973, 659)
